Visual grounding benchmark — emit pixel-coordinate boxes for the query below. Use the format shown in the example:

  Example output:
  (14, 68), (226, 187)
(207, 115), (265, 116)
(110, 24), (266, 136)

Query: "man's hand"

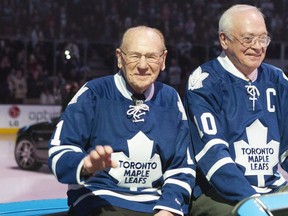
(154, 210), (178, 216)
(82, 145), (118, 175)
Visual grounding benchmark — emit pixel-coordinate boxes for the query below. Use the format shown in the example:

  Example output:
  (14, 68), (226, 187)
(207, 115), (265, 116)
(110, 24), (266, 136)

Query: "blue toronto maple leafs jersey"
(184, 53), (288, 203)
(48, 71), (195, 216)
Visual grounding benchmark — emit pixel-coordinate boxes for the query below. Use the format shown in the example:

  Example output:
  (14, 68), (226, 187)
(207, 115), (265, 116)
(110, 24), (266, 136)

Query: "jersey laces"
(245, 84), (260, 111)
(127, 104), (149, 122)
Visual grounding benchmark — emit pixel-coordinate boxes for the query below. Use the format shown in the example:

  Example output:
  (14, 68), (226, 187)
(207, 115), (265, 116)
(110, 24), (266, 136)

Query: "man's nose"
(251, 38), (263, 49)
(137, 55), (148, 68)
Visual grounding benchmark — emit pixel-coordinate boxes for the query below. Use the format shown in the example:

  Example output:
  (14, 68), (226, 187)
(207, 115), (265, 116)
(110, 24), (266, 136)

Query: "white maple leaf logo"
(188, 67), (209, 91)
(109, 131), (162, 190)
(234, 119), (279, 187)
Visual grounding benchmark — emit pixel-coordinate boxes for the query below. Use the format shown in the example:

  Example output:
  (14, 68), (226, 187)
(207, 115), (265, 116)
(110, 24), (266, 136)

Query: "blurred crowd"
(0, 0), (287, 104)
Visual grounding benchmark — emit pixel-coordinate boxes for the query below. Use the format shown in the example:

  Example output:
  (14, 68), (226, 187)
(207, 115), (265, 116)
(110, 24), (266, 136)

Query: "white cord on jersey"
(245, 84), (260, 111)
(127, 104), (149, 122)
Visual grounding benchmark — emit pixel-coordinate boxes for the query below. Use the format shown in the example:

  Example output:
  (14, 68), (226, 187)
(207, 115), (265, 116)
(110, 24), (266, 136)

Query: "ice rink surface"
(0, 134), (67, 204)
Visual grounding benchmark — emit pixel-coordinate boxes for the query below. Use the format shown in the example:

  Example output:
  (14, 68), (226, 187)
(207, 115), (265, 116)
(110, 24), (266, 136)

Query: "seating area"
(0, 0), (287, 104)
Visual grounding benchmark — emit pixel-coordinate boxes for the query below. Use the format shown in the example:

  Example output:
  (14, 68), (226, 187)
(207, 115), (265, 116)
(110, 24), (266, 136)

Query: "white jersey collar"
(217, 52), (258, 82)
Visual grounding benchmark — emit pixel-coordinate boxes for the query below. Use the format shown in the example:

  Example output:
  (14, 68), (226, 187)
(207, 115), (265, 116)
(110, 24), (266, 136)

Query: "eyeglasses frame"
(119, 49), (166, 63)
(229, 34), (271, 48)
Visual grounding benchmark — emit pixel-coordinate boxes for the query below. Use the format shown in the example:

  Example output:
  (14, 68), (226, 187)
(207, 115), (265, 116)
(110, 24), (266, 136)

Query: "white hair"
(218, 4), (265, 37)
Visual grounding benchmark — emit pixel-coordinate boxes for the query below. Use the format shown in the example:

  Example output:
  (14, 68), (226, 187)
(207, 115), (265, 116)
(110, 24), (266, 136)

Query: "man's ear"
(116, 48), (122, 69)
(219, 33), (229, 50)
(160, 50), (168, 71)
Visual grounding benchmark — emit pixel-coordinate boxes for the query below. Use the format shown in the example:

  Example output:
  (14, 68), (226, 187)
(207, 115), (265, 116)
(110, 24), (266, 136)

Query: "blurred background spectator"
(0, 0), (287, 103)
(10, 68), (27, 104)
(40, 87), (55, 105)
(60, 81), (79, 113)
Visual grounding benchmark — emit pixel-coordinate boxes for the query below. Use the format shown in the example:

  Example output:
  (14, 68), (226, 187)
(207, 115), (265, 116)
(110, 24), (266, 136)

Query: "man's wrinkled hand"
(82, 145), (118, 175)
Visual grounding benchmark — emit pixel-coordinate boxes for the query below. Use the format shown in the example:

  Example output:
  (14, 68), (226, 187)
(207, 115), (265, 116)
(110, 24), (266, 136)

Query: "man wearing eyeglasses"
(184, 4), (288, 216)
(48, 25), (195, 216)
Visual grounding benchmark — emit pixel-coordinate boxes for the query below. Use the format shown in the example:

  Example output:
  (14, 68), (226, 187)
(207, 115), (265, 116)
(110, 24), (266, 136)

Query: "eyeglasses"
(120, 49), (166, 63)
(231, 35), (271, 48)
